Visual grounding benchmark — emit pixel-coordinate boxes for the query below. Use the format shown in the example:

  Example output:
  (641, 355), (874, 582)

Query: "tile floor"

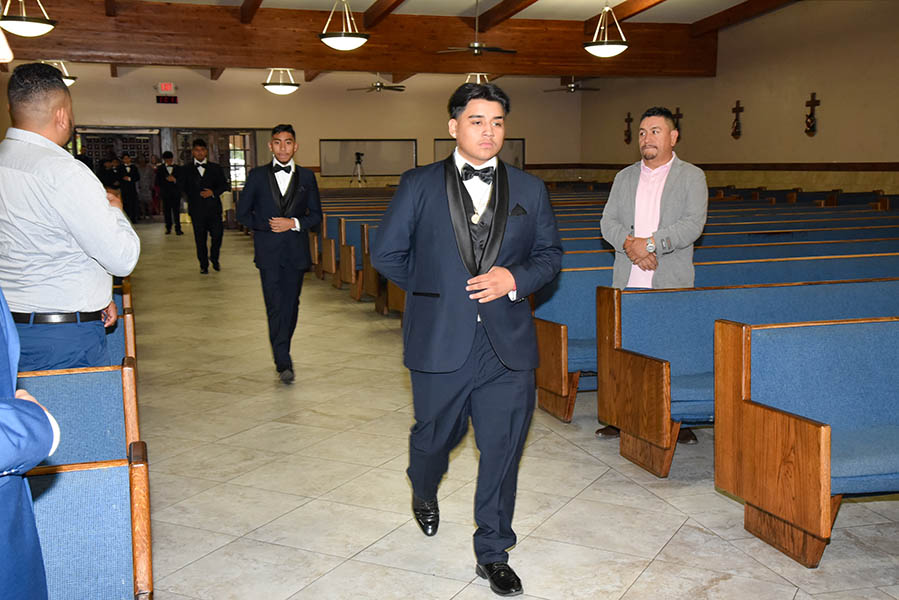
(130, 224), (899, 600)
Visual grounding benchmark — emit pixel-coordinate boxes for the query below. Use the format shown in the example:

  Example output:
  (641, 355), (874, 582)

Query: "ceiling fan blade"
(347, 87), (372, 91)
(437, 48), (468, 54)
(384, 85), (406, 91)
(580, 87), (602, 92)
(483, 47), (517, 54)
(543, 88), (566, 93)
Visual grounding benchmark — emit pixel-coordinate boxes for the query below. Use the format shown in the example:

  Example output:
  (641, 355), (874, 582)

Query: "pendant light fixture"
(0, 29), (12, 63)
(584, 5), (628, 58)
(262, 68), (300, 95)
(0, 0), (57, 38)
(43, 60), (76, 86)
(319, 0), (369, 52)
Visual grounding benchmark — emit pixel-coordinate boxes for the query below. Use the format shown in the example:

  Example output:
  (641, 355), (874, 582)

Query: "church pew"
(594, 279), (899, 477)
(533, 253), (899, 423)
(21, 358), (152, 600)
(318, 208), (387, 280)
(339, 217), (384, 298)
(714, 316), (899, 567)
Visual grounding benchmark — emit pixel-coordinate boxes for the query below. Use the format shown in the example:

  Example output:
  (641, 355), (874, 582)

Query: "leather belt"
(11, 311), (103, 325)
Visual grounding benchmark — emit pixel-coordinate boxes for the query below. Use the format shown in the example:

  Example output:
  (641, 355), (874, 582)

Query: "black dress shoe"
(165, 229), (171, 235)
(677, 427), (698, 445)
(211, 260), (220, 271)
(279, 368), (295, 384)
(476, 562), (523, 597)
(412, 495), (439, 536)
(200, 267), (209, 274)
(595, 425), (620, 438)
(176, 230), (184, 235)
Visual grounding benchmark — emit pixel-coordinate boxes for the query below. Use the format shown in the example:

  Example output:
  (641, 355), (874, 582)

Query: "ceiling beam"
(690, 0), (796, 37)
(364, 0), (405, 30)
(477, 0), (539, 33)
(210, 67), (225, 80)
(109, 64), (118, 78)
(5, 3), (717, 79)
(0, 64), (8, 73)
(304, 70), (322, 82)
(240, 0), (263, 25)
(105, 0), (116, 17)
(584, 0), (669, 34)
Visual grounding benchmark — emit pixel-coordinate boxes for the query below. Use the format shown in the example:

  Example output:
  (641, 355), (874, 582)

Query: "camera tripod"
(350, 156), (367, 187)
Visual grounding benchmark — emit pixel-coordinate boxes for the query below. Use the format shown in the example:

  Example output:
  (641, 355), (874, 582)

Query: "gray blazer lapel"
(479, 161), (509, 274)
(659, 157), (684, 224)
(444, 156), (478, 276)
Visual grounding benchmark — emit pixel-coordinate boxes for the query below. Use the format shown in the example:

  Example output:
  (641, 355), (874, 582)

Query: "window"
(229, 134), (251, 189)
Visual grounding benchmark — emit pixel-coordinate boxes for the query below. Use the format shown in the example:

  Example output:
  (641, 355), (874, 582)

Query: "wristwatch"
(645, 237), (656, 253)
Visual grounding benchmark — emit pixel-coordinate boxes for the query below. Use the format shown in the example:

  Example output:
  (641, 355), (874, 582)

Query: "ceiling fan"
(438, 0), (516, 56)
(348, 76), (406, 93)
(544, 79), (601, 94)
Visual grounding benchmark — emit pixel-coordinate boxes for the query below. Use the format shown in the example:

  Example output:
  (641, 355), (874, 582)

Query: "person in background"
(117, 152), (141, 223)
(0, 63), (140, 371)
(237, 124), (322, 384)
(156, 150), (184, 235)
(183, 139), (229, 274)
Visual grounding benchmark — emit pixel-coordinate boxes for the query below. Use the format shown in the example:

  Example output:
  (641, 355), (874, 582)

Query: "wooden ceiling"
(5, 0), (796, 80)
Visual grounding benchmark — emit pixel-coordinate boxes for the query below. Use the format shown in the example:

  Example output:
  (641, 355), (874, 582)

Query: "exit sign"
(158, 82), (175, 93)
(156, 96), (178, 104)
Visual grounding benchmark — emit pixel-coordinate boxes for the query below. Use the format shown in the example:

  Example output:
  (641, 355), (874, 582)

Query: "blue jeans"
(16, 320), (108, 371)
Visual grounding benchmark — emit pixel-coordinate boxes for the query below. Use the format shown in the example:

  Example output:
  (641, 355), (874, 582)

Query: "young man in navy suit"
(155, 150), (183, 235)
(237, 124), (322, 384)
(372, 84), (562, 597)
(183, 139), (229, 274)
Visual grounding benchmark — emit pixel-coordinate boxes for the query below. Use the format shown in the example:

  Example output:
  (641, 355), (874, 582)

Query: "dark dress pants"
(123, 190), (140, 223)
(162, 195), (182, 232)
(259, 265), (304, 371)
(191, 209), (223, 269)
(408, 322), (535, 564)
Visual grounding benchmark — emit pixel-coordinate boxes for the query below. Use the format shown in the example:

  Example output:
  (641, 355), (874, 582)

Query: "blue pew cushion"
(670, 372), (715, 424)
(831, 425), (899, 495)
(567, 338), (596, 373)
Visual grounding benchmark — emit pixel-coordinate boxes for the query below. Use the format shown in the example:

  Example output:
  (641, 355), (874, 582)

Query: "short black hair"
(640, 106), (677, 131)
(271, 124), (295, 138)
(447, 83), (511, 119)
(192, 138), (207, 148)
(162, 151), (174, 159)
(7, 63), (69, 123)
(121, 151), (131, 158)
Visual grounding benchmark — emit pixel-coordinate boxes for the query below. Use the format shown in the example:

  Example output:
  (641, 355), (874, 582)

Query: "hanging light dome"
(0, 29), (13, 63)
(584, 5), (628, 58)
(0, 0), (57, 37)
(319, 0), (369, 52)
(262, 68), (300, 95)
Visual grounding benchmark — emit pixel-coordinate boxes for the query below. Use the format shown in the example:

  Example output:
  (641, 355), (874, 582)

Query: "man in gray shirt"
(0, 63), (140, 371)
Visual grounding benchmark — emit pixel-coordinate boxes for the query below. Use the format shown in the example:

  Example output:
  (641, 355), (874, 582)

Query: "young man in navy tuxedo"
(373, 84), (562, 597)
(237, 124), (322, 384)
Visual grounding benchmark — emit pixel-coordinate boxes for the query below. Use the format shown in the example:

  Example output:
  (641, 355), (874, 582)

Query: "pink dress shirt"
(627, 153), (675, 288)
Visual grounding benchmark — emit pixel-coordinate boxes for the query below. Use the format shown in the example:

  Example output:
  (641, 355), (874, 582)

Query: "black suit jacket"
(183, 161), (229, 217)
(236, 163), (322, 271)
(115, 164), (140, 198)
(155, 164), (183, 200)
(372, 156), (562, 373)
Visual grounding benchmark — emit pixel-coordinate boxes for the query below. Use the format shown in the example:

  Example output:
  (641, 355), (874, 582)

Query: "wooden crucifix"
(731, 100), (744, 139)
(624, 112), (633, 145)
(805, 92), (820, 137)
(673, 107), (683, 140)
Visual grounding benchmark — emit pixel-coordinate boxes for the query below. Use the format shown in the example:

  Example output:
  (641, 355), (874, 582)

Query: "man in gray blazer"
(599, 106), (708, 442)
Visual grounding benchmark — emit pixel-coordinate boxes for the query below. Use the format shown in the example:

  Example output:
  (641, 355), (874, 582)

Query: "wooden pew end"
(619, 420), (680, 478)
(744, 495), (842, 568)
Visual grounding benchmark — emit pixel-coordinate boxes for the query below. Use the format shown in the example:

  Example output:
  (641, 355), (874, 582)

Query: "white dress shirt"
(273, 159), (301, 232)
(194, 160), (206, 177)
(0, 128), (141, 312)
(452, 149), (516, 305)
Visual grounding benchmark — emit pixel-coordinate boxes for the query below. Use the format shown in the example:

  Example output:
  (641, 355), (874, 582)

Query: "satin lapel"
(479, 161), (509, 274)
(282, 170), (300, 215)
(266, 165), (282, 213)
(444, 156), (478, 276)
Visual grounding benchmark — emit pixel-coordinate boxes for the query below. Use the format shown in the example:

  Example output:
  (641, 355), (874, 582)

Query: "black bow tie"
(195, 161), (206, 168)
(461, 163), (494, 185)
(273, 164), (291, 174)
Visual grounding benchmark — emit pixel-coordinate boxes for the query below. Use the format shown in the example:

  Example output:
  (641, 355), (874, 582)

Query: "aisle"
(130, 224), (899, 600)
